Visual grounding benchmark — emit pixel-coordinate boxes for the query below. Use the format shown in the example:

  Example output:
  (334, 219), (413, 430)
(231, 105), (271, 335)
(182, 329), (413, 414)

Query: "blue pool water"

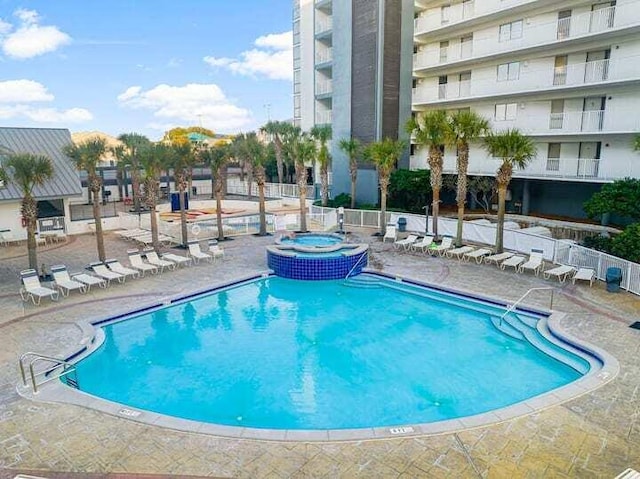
(279, 234), (342, 247)
(74, 275), (583, 430)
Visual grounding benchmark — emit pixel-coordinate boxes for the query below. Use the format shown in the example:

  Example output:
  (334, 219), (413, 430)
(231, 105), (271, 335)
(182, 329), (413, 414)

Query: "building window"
(499, 20), (524, 42)
(546, 143), (561, 171)
(497, 61), (520, 81)
(495, 103), (518, 121)
(441, 5), (451, 24)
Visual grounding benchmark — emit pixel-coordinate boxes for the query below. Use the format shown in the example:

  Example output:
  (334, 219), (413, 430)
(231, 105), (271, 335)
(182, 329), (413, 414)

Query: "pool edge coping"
(16, 269), (620, 443)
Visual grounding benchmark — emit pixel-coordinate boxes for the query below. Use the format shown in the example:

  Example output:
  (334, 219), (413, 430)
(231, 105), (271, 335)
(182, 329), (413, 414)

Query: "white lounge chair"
(543, 265), (576, 283)
(207, 243), (225, 261)
(463, 248), (492, 264)
(162, 252), (192, 267)
(446, 245), (475, 260)
(144, 250), (176, 272)
(188, 241), (213, 263)
(519, 249), (545, 276)
(105, 259), (141, 279)
(90, 262), (126, 285)
(411, 235), (434, 253)
(430, 237), (454, 256)
(51, 265), (87, 296)
(501, 255), (525, 271)
(484, 251), (514, 266)
(573, 268), (596, 287)
(382, 225), (397, 243)
(19, 269), (60, 305)
(394, 234), (419, 250)
(127, 249), (158, 276)
(72, 273), (107, 290)
(115, 228), (150, 240)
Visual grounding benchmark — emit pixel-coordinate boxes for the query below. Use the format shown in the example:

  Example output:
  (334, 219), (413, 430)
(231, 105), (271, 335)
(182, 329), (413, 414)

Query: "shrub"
(611, 223), (640, 263)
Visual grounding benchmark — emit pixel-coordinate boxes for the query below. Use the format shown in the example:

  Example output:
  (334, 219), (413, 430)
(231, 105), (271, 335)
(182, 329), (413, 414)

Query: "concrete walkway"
(0, 230), (639, 478)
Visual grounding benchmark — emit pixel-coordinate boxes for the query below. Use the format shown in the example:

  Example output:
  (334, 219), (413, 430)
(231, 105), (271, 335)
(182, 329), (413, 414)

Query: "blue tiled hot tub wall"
(267, 250), (368, 280)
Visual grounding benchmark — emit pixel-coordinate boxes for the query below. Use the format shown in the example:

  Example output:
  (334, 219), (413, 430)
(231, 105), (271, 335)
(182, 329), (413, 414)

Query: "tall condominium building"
(293, 0), (415, 203)
(412, 0), (640, 218)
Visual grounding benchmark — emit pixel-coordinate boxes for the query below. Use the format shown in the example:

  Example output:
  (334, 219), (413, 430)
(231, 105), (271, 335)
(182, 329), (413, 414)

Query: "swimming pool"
(277, 233), (343, 248)
(69, 273), (605, 435)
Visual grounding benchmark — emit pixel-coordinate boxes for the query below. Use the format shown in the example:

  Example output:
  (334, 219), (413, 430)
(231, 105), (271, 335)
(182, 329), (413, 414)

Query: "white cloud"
(117, 83), (253, 132)
(204, 30), (292, 81)
(0, 9), (71, 59)
(0, 79), (54, 102)
(0, 79), (92, 123)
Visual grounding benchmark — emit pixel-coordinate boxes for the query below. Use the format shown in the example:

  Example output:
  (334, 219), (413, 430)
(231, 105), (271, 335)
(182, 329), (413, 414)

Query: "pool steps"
(348, 274), (591, 375)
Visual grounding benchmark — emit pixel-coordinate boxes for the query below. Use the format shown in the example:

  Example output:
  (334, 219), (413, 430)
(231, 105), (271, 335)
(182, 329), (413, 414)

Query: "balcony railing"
(413, 2), (640, 71)
(413, 57), (634, 104)
(315, 110), (332, 125)
(443, 157), (605, 180)
(548, 110), (604, 133)
(316, 79), (333, 95)
(315, 47), (333, 64)
(415, 1), (476, 32)
(315, 18), (332, 35)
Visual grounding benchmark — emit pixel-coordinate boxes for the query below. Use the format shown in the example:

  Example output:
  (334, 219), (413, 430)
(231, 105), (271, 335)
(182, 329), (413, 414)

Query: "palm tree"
(283, 128), (315, 232)
(406, 110), (448, 240)
(338, 138), (361, 209)
(261, 121), (293, 184)
(64, 139), (109, 261)
(232, 134), (254, 199)
(484, 129), (536, 253)
(117, 133), (150, 213)
(198, 145), (230, 241)
(310, 125), (332, 206)
(245, 133), (270, 235)
(139, 144), (170, 251)
(365, 138), (407, 236)
(169, 143), (194, 248)
(445, 111), (490, 247)
(0, 153), (54, 269)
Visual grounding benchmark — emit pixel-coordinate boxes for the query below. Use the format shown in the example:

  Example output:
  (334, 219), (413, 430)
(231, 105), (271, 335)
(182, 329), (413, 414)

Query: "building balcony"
(315, 0), (332, 13)
(415, 1), (476, 34)
(413, 2), (640, 72)
(315, 110), (332, 125)
(315, 18), (333, 37)
(315, 47), (333, 65)
(413, 58), (639, 105)
(442, 157), (618, 182)
(316, 79), (333, 96)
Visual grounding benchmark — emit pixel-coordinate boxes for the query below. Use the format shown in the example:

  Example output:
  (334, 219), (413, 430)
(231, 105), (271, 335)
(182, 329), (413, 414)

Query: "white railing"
(315, 109), (332, 125)
(315, 47), (333, 64)
(226, 178), (316, 200)
(315, 18), (332, 35)
(316, 79), (332, 95)
(413, 2), (640, 70)
(415, 0), (476, 32)
(555, 241), (640, 296)
(548, 110), (604, 133)
(38, 216), (66, 233)
(413, 57), (633, 104)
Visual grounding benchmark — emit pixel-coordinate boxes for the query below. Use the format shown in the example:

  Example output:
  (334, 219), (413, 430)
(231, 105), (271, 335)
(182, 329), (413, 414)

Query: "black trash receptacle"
(397, 217), (407, 233)
(170, 192), (189, 212)
(605, 267), (622, 293)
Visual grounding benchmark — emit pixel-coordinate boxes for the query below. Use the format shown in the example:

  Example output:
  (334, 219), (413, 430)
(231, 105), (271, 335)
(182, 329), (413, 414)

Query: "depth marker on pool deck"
(118, 408), (142, 418)
(389, 426), (414, 435)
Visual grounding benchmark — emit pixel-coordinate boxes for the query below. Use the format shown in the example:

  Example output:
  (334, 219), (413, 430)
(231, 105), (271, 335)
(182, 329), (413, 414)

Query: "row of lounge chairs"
(115, 228), (176, 246)
(19, 241), (225, 305)
(387, 233), (596, 286)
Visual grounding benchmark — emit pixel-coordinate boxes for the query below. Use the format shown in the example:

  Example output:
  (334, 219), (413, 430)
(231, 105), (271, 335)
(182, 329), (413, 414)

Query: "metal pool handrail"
(344, 252), (368, 280)
(19, 352), (79, 393)
(500, 287), (555, 326)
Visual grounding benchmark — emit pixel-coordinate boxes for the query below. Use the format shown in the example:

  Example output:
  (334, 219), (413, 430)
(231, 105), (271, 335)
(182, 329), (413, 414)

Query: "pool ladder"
(344, 251), (369, 280)
(19, 352), (79, 394)
(499, 287), (555, 327)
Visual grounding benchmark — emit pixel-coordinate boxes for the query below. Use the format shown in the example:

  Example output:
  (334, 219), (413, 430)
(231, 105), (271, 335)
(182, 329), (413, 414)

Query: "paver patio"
(0, 228), (639, 478)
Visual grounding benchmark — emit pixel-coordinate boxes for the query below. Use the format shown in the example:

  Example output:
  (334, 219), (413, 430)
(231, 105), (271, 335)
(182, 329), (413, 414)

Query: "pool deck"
(0, 230), (639, 478)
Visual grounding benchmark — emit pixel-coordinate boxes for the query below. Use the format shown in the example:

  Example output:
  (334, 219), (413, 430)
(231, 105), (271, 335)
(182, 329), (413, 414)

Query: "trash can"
(605, 267), (622, 293)
(397, 217), (407, 233)
(170, 192), (189, 212)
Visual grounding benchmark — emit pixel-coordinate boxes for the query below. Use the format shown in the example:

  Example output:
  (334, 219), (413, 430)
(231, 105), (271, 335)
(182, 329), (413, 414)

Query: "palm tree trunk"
(216, 192), (224, 241)
(275, 138), (284, 184)
(210, 172), (215, 199)
(150, 203), (159, 251)
(455, 144), (469, 247)
(131, 167), (141, 213)
(379, 186), (388, 236)
(299, 186), (307, 232)
(432, 188), (440, 240)
(350, 177), (357, 209)
(116, 167), (124, 201)
(258, 182), (267, 236)
(495, 184), (507, 254)
(23, 195), (38, 270)
(222, 165), (228, 196)
(90, 176), (106, 261)
(176, 171), (188, 248)
(246, 166), (253, 199)
(320, 164), (328, 207)
(146, 177), (160, 251)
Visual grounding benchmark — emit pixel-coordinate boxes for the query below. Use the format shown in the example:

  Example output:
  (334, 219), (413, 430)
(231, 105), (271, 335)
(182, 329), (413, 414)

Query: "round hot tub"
(275, 232), (345, 248)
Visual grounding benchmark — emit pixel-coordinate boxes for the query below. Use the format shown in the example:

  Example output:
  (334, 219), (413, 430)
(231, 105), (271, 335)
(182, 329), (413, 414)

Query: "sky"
(0, 0), (293, 139)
